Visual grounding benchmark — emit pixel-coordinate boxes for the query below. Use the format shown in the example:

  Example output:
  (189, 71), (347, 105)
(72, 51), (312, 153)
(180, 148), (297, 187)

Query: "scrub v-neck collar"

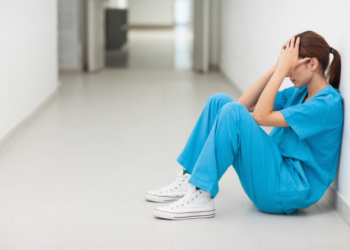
(300, 84), (331, 104)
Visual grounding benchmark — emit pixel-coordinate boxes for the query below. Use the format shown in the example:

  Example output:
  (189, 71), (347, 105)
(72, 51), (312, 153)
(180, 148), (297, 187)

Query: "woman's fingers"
(298, 57), (311, 65)
(295, 37), (300, 49)
(283, 33), (299, 49)
(287, 36), (293, 49)
(282, 41), (288, 49)
(291, 36), (296, 48)
(283, 37), (292, 49)
(285, 37), (293, 49)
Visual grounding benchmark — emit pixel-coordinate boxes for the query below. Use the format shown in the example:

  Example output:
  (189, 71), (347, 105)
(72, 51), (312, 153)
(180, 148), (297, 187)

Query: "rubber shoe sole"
(145, 192), (184, 203)
(153, 208), (215, 220)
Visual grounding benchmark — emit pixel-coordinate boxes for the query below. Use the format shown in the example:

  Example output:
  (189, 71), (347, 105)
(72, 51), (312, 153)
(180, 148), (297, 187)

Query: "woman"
(145, 30), (344, 220)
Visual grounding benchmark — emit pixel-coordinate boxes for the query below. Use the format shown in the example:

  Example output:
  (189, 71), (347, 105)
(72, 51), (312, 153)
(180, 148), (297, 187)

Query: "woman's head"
(286, 30), (341, 89)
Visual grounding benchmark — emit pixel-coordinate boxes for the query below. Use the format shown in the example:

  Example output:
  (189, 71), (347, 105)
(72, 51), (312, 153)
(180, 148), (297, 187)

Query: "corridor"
(0, 27), (349, 249)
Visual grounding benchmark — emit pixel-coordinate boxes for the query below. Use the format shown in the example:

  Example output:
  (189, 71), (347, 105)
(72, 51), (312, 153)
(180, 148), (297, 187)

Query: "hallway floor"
(0, 28), (349, 249)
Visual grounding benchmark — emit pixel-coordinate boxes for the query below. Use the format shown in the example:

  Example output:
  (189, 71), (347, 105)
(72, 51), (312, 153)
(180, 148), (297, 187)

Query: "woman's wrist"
(270, 63), (278, 74)
(275, 64), (289, 74)
(272, 63), (278, 70)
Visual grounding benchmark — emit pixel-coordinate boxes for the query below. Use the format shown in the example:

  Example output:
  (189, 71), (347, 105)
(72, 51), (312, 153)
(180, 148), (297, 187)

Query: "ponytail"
(326, 48), (341, 90)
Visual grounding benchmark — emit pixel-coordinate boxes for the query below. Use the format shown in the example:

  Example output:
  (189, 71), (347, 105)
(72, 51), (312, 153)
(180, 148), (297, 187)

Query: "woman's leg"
(177, 93), (234, 174)
(145, 94), (231, 204)
(181, 99), (287, 214)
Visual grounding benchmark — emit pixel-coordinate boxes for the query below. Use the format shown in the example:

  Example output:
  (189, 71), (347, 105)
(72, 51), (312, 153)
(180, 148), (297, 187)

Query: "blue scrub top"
(269, 84), (344, 214)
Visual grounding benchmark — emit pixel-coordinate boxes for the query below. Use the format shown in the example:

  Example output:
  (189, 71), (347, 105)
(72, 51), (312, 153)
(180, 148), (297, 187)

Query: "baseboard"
(0, 81), (61, 151)
(324, 185), (350, 227)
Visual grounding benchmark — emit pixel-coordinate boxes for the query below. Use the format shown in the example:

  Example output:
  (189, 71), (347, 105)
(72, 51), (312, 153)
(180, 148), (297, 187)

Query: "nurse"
(145, 30), (344, 220)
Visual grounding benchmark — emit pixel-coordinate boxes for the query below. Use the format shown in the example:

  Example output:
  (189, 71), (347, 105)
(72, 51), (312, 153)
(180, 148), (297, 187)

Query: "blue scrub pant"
(177, 93), (287, 214)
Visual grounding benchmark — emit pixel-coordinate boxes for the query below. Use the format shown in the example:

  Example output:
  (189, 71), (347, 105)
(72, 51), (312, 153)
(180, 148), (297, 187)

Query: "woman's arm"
(252, 35), (310, 127)
(247, 103), (256, 112)
(248, 103), (276, 113)
(237, 63), (278, 111)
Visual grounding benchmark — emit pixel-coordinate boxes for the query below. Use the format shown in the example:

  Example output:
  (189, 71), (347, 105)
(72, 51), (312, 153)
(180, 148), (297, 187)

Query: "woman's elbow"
(252, 113), (263, 124)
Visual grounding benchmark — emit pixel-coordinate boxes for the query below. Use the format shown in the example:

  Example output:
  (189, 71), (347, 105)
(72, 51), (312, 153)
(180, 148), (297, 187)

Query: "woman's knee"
(220, 102), (246, 117)
(207, 93), (234, 106)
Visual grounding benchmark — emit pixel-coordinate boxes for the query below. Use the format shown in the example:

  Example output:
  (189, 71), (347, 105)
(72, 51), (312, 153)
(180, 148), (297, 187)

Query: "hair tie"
(330, 47), (334, 54)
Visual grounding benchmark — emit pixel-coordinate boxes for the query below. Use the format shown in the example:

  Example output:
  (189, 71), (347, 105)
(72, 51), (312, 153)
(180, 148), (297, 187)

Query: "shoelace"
(166, 190), (203, 209)
(156, 170), (189, 194)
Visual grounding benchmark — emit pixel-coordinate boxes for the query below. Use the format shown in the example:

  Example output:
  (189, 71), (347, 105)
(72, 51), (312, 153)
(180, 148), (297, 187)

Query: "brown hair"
(295, 31), (341, 89)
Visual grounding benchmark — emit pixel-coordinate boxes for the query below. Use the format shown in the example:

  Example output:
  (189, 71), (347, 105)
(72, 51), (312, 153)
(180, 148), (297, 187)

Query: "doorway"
(105, 0), (193, 70)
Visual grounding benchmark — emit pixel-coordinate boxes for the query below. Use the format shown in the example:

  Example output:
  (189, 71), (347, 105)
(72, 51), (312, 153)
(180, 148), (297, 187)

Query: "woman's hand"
(276, 34), (310, 71)
(275, 33), (298, 66)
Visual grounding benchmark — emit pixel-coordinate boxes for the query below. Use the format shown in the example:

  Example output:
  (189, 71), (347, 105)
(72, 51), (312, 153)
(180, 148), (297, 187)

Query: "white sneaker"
(145, 169), (191, 202)
(153, 185), (215, 220)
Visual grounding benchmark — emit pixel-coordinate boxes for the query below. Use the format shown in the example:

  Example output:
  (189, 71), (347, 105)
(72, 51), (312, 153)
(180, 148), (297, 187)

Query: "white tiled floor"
(0, 27), (349, 249)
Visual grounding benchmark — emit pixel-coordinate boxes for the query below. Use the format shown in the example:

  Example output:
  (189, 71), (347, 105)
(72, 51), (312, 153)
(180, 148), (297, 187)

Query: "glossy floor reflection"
(106, 25), (192, 70)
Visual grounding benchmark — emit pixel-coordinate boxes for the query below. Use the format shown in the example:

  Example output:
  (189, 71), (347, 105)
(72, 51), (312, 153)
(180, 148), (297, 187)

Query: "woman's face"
(286, 57), (314, 88)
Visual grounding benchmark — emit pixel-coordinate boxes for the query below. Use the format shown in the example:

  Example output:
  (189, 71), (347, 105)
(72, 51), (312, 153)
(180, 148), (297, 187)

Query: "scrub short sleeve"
(280, 97), (331, 140)
(274, 86), (295, 111)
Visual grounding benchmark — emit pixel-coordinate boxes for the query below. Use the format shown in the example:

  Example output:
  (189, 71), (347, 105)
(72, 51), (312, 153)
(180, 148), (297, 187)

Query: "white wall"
(192, 0), (209, 72)
(129, 0), (173, 26)
(209, 0), (220, 68)
(0, 1), (58, 142)
(87, 0), (105, 72)
(58, 0), (82, 70)
(219, 0), (350, 219)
